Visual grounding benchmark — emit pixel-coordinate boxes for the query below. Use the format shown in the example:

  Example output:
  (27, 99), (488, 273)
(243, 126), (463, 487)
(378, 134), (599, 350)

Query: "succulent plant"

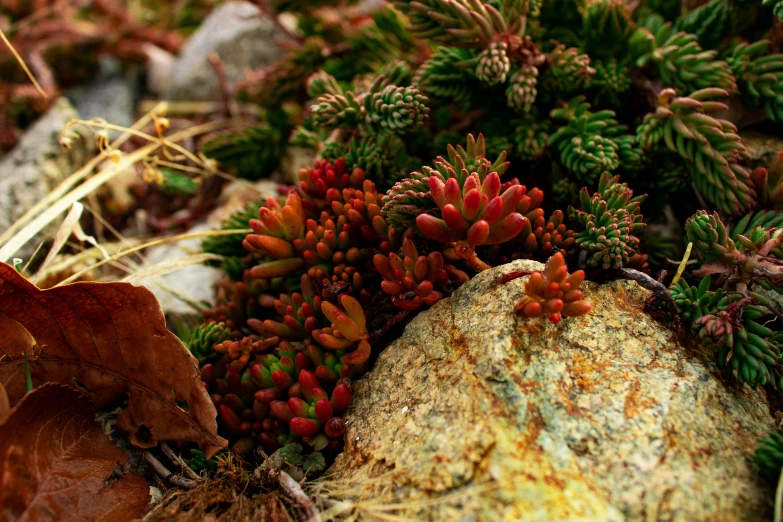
(511, 252), (592, 324)
(183, 0), (783, 475)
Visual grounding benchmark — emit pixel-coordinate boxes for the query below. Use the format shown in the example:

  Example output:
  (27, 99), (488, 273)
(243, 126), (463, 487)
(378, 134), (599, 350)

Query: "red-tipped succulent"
(511, 252), (592, 324)
(374, 235), (448, 310)
(416, 171), (526, 270)
(245, 191), (307, 278)
(314, 294), (372, 365)
(299, 157), (366, 212)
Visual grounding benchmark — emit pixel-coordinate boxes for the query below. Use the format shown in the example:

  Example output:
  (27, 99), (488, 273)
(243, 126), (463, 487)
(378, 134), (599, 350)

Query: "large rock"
(329, 260), (775, 521)
(165, 1), (289, 101)
(0, 98), (91, 262)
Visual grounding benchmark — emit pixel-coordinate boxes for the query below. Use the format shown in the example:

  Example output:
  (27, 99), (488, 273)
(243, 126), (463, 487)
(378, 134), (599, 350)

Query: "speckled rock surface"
(165, 1), (288, 101)
(329, 259), (775, 521)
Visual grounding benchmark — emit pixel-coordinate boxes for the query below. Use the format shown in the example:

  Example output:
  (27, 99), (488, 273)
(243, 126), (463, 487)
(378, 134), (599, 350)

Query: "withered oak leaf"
(0, 383), (150, 522)
(0, 263), (226, 457)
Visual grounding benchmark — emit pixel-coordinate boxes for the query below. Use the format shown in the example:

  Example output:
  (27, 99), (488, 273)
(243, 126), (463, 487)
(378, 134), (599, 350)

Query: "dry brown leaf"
(0, 262), (226, 457)
(0, 382), (8, 423)
(0, 383), (150, 522)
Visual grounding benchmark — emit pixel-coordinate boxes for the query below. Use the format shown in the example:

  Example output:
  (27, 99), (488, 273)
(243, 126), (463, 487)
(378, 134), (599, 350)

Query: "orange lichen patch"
(511, 373), (543, 395)
(623, 376), (659, 419)
(555, 385), (583, 417)
(570, 352), (611, 393)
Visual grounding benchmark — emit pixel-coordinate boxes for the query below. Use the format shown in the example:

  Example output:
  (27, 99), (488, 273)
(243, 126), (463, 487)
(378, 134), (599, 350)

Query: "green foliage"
(549, 96), (626, 183)
(188, 322), (233, 365)
(202, 123), (288, 180)
(673, 0), (730, 50)
(756, 432), (783, 476)
(727, 40), (783, 122)
(202, 200), (264, 260)
(636, 25), (736, 93)
(763, 0), (783, 21)
(568, 173), (646, 269)
(637, 88), (755, 216)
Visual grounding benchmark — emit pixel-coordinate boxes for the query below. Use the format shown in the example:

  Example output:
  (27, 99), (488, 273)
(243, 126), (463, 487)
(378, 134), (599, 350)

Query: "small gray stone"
(67, 60), (138, 133)
(329, 260), (775, 521)
(0, 97), (91, 262)
(165, 1), (289, 101)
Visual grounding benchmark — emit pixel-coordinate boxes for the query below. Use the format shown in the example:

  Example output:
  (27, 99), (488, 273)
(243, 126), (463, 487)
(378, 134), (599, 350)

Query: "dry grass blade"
(35, 239), (142, 283)
(0, 103), (162, 248)
(122, 253), (224, 283)
(0, 114), (229, 262)
(32, 202), (92, 284)
(0, 27), (48, 99)
(57, 228), (250, 286)
(0, 143), (159, 263)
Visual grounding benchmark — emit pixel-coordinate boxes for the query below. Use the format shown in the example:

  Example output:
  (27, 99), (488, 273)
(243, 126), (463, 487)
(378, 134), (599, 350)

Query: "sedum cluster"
(190, 0), (783, 473)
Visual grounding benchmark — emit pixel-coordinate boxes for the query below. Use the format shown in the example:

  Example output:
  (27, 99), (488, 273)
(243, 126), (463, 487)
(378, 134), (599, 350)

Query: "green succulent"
(568, 172), (647, 269)
(188, 322), (233, 365)
(727, 40), (783, 122)
(636, 88), (755, 216)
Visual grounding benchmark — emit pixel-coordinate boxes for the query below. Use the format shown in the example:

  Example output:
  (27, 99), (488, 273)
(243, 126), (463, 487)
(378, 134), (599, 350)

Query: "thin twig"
(143, 451), (198, 489)
(275, 469), (320, 522)
(252, 0), (303, 43)
(161, 442), (201, 480)
(618, 267), (678, 317)
(208, 52), (239, 119)
(0, 27), (48, 99)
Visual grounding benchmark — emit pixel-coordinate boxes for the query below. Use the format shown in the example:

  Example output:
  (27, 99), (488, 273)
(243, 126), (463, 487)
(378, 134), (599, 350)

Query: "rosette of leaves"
(672, 0), (730, 50)
(512, 113), (550, 160)
(727, 40), (783, 122)
(362, 80), (430, 135)
(201, 122), (288, 180)
(636, 88), (756, 216)
(311, 76), (430, 136)
(416, 170), (527, 271)
(671, 276), (780, 387)
(506, 64), (538, 112)
(203, 200), (264, 261)
(568, 173), (647, 269)
(390, 0), (507, 45)
(634, 25), (736, 93)
(188, 322), (233, 366)
(382, 134), (511, 230)
(670, 276), (730, 325)
(590, 59), (632, 107)
(756, 432), (783, 477)
(538, 43), (594, 99)
(201, 341), (355, 455)
(582, 0), (634, 59)
(374, 235), (449, 310)
(685, 210), (783, 295)
(413, 46), (478, 106)
(548, 96), (623, 184)
(344, 134), (410, 190)
(476, 42), (511, 85)
(730, 210), (783, 245)
(512, 252), (592, 323)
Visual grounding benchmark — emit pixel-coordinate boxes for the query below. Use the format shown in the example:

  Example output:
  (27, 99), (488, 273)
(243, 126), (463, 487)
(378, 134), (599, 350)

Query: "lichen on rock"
(327, 259), (775, 521)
